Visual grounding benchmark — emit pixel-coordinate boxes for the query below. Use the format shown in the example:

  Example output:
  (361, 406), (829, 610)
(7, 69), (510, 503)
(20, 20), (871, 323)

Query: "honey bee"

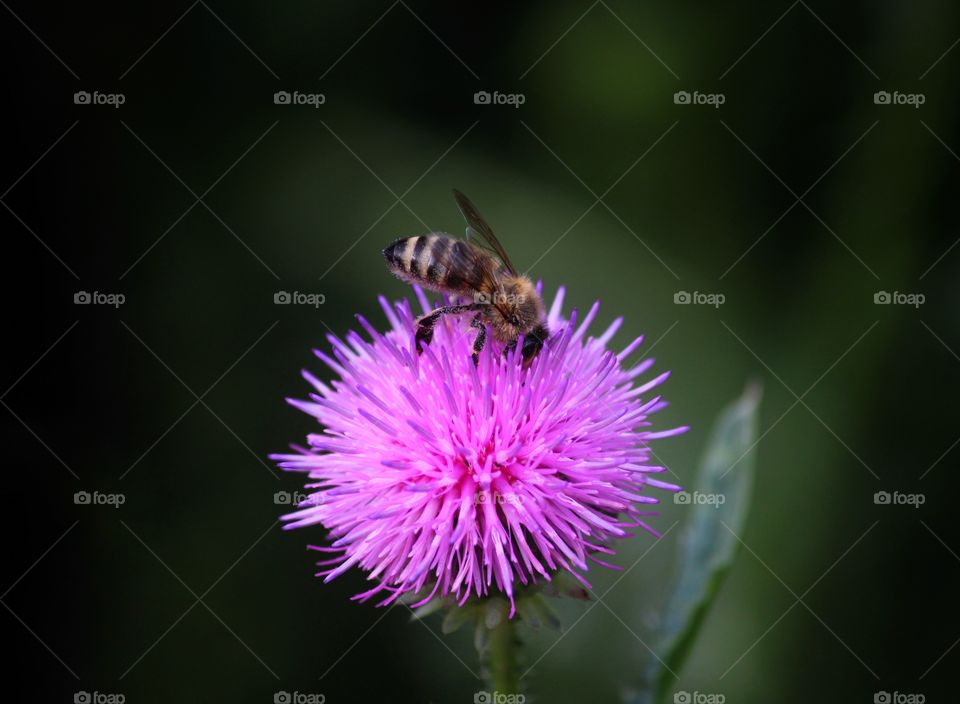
(383, 190), (549, 366)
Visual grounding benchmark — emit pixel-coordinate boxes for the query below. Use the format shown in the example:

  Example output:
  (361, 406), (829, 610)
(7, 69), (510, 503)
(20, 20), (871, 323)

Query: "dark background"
(2, 2), (958, 702)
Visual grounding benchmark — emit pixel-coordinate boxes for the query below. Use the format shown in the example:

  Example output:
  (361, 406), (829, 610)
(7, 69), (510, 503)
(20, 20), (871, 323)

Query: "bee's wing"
(445, 237), (502, 291)
(452, 189), (518, 275)
(445, 238), (512, 316)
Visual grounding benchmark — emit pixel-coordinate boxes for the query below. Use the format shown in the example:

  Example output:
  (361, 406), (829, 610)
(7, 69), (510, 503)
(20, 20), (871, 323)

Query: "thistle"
(272, 285), (686, 618)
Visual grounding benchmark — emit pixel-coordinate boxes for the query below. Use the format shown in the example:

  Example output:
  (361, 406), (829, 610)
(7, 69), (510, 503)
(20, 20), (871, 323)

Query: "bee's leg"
(470, 315), (487, 366)
(414, 304), (480, 354)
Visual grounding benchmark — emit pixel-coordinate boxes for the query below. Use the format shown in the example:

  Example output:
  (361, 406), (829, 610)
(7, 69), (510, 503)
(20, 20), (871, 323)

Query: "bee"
(382, 190), (549, 367)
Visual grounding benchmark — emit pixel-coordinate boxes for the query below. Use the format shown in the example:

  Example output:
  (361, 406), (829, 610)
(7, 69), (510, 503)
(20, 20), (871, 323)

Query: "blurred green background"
(3, 1), (959, 702)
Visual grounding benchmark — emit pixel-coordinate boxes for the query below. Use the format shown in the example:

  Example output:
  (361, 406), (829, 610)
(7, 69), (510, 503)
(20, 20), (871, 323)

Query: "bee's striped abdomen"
(384, 235), (432, 278)
(383, 234), (491, 294)
(425, 236), (448, 282)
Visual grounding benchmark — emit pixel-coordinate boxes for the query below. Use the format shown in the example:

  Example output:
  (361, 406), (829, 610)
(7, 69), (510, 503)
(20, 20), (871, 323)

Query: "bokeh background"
(3, 1), (959, 702)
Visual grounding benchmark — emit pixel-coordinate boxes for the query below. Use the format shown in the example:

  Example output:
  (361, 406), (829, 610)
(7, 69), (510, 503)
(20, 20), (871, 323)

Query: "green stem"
(485, 612), (520, 695)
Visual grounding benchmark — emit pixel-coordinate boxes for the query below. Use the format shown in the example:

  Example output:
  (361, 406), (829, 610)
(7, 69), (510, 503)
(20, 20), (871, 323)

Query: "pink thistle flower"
(272, 285), (687, 616)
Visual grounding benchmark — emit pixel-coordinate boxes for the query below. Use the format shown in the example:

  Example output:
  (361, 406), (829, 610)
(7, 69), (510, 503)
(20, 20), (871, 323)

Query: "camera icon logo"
(474, 691), (492, 704)
(674, 291), (691, 304)
(874, 491), (891, 505)
(274, 491), (292, 505)
(74, 91), (91, 105)
(274, 91), (292, 105)
(74, 491), (91, 505)
(874, 692), (891, 704)
(674, 492), (691, 505)
(874, 290), (891, 304)
(873, 91), (891, 105)
(75, 290), (92, 304)
(674, 692), (692, 704)
(474, 91), (491, 105)
(274, 692), (292, 704)
(74, 692), (91, 704)
(673, 91), (691, 105)
(274, 290), (292, 304)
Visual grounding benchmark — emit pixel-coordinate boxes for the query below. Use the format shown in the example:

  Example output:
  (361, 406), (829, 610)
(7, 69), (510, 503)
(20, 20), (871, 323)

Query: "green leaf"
(441, 603), (474, 634)
(409, 597), (447, 621)
(635, 382), (762, 704)
(474, 616), (491, 654)
(515, 593), (561, 632)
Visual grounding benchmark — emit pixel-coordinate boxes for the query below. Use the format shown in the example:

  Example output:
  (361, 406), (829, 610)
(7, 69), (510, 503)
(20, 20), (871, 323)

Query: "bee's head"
(502, 322), (547, 367)
(520, 324), (549, 367)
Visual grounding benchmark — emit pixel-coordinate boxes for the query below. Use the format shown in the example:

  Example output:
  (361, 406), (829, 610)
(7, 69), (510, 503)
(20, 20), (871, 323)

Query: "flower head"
(272, 285), (687, 615)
